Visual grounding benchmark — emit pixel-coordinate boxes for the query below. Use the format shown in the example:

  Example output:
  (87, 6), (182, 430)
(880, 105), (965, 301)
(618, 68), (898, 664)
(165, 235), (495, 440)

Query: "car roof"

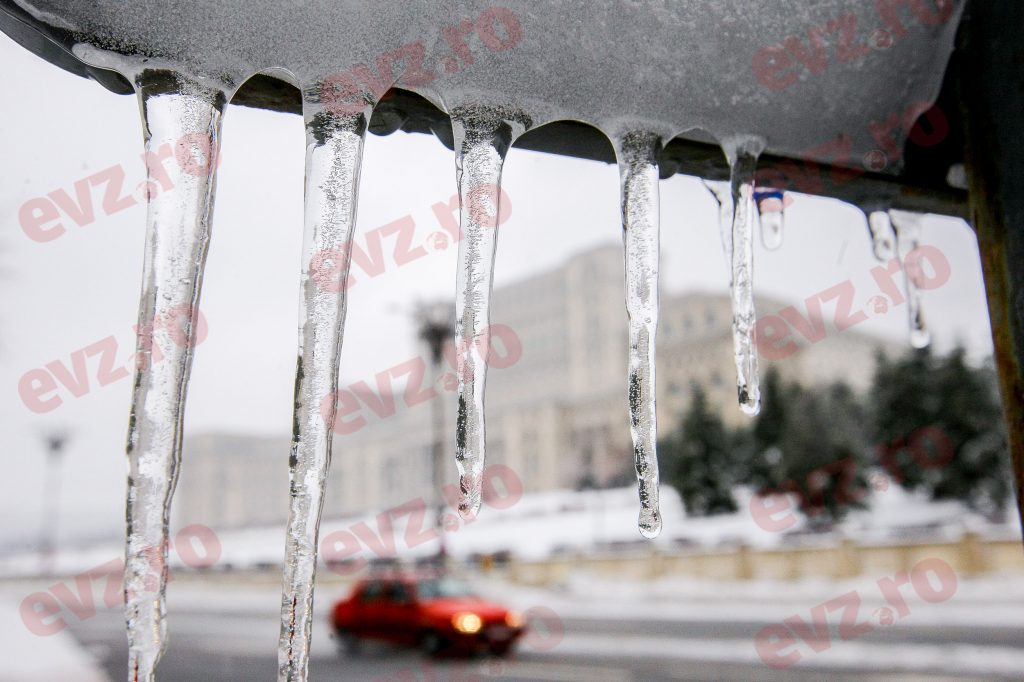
(356, 570), (447, 585)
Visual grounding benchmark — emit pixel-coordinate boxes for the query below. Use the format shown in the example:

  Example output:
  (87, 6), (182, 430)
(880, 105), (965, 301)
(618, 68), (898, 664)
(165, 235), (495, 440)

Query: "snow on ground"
(0, 591), (109, 682)
(549, 634), (1024, 679)
(473, 571), (1024, 628)
(141, 569), (1024, 627)
(1, 482), (1020, 578)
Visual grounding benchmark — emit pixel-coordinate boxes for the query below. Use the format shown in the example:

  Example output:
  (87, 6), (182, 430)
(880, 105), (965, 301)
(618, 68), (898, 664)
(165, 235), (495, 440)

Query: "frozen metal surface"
(5, 0), (964, 179)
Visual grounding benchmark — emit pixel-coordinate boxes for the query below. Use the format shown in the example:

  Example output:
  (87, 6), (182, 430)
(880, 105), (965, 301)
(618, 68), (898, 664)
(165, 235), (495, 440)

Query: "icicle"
(124, 74), (226, 682)
(890, 209), (931, 349)
(278, 93), (368, 681)
(702, 180), (733, 264)
(866, 210), (896, 261)
(451, 106), (524, 519)
(755, 189), (785, 251)
(722, 136), (766, 416)
(615, 131), (663, 539)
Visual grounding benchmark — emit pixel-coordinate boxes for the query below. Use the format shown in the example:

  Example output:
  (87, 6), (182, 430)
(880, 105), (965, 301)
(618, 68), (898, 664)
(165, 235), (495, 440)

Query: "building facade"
(176, 244), (895, 530)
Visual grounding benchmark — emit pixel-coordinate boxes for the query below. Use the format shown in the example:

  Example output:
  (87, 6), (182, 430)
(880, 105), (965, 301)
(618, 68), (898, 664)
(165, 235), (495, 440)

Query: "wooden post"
(958, 532), (986, 576)
(960, 0), (1024, 540)
(736, 543), (754, 580)
(838, 538), (861, 578)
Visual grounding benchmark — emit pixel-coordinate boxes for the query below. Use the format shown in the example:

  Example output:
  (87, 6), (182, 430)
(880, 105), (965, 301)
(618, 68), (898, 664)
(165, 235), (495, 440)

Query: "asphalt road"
(66, 606), (1023, 682)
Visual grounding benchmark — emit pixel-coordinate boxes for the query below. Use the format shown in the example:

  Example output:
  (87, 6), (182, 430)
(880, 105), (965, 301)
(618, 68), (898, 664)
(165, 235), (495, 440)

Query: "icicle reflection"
(125, 73), (225, 682)
(615, 131), (663, 539)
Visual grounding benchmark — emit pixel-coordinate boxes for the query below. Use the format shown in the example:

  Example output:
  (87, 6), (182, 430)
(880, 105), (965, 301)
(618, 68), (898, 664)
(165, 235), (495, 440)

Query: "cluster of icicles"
(121, 74), (933, 681)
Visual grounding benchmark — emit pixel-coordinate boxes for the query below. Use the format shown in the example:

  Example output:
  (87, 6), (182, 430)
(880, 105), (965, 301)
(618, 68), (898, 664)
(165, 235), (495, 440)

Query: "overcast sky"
(0, 34), (993, 549)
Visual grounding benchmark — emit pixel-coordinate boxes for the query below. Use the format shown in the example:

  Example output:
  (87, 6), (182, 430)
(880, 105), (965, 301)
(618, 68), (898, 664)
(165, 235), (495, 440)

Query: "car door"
(379, 581), (419, 645)
(351, 580), (386, 640)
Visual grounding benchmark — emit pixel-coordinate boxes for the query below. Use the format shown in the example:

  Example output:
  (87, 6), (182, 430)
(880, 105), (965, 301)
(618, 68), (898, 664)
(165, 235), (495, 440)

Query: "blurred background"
(1, 25), (1021, 682)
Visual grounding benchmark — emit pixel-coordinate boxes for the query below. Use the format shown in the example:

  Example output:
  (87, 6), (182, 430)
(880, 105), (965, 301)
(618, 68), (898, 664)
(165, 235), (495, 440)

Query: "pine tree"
(660, 384), (737, 516)
(743, 370), (870, 525)
(742, 366), (792, 489)
(872, 346), (1011, 514)
(870, 348), (938, 490)
(779, 381), (870, 523)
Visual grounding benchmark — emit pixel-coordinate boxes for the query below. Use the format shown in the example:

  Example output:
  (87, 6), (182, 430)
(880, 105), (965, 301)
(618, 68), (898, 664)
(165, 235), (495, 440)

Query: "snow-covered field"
(0, 591), (108, 682)
(2, 483), (1019, 577)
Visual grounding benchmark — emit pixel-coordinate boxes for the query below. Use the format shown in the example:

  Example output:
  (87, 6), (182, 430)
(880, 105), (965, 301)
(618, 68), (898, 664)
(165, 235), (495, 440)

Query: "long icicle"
(451, 106), (521, 519)
(615, 131), (662, 539)
(278, 95), (368, 681)
(890, 209), (931, 349)
(125, 73), (225, 682)
(722, 136), (766, 416)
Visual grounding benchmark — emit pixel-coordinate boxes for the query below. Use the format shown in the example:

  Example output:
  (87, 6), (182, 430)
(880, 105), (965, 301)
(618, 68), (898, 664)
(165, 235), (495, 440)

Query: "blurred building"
(176, 244), (895, 530)
(177, 433), (289, 530)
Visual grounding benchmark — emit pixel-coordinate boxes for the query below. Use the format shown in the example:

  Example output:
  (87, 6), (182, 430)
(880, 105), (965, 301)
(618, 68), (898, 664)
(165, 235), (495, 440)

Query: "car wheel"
(418, 630), (444, 657)
(335, 628), (360, 656)
(488, 641), (514, 658)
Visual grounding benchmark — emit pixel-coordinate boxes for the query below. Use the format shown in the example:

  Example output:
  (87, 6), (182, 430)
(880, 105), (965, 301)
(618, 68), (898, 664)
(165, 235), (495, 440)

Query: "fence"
(498, 533), (1024, 585)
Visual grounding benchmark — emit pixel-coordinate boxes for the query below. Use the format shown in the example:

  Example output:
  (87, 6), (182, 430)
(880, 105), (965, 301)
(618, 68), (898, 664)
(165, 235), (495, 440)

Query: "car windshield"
(416, 578), (477, 600)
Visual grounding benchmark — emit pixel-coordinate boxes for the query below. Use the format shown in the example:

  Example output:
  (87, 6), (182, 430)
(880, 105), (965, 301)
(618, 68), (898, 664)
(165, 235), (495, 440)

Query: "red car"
(330, 574), (525, 656)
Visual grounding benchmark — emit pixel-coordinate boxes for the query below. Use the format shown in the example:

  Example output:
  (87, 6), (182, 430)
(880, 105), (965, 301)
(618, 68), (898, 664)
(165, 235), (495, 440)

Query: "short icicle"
(889, 209), (932, 349)
(124, 73), (226, 682)
(702, 180), (733, 262)
(722, 136), (766, 416)
(278, 92), (368, 681)
(755, 189), (786, 251)
(615, 131), (663, 539)
(451, 106), (523, 519)
(866, 209), (897, 261)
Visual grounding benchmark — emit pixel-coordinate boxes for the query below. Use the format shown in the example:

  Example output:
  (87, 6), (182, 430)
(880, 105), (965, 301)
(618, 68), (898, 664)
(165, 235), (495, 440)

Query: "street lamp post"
(417, 303), (454, 567)
(39, 432), (67, 575)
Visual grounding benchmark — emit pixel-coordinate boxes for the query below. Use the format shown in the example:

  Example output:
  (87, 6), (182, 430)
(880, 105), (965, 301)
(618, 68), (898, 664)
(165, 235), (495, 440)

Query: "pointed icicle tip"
(638, 508), (663, 539)
(458, 475), (482, 520)
(910, 329), (932, 349)
(739, 390), (761, 416)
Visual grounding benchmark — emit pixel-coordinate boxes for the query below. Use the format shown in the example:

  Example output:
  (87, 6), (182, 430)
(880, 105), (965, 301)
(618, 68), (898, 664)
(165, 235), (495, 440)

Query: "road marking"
(482, 661), (632, 681)
(551, 633), (1024, 677)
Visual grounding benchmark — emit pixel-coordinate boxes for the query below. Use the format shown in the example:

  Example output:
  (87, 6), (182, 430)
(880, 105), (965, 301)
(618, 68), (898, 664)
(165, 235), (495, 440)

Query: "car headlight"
(451, 612), (483, 634)
(504, 611), (523, 628)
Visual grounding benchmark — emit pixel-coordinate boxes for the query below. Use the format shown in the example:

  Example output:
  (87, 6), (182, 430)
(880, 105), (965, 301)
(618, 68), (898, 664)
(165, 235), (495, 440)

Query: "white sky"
(0, 34), (993, 548)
